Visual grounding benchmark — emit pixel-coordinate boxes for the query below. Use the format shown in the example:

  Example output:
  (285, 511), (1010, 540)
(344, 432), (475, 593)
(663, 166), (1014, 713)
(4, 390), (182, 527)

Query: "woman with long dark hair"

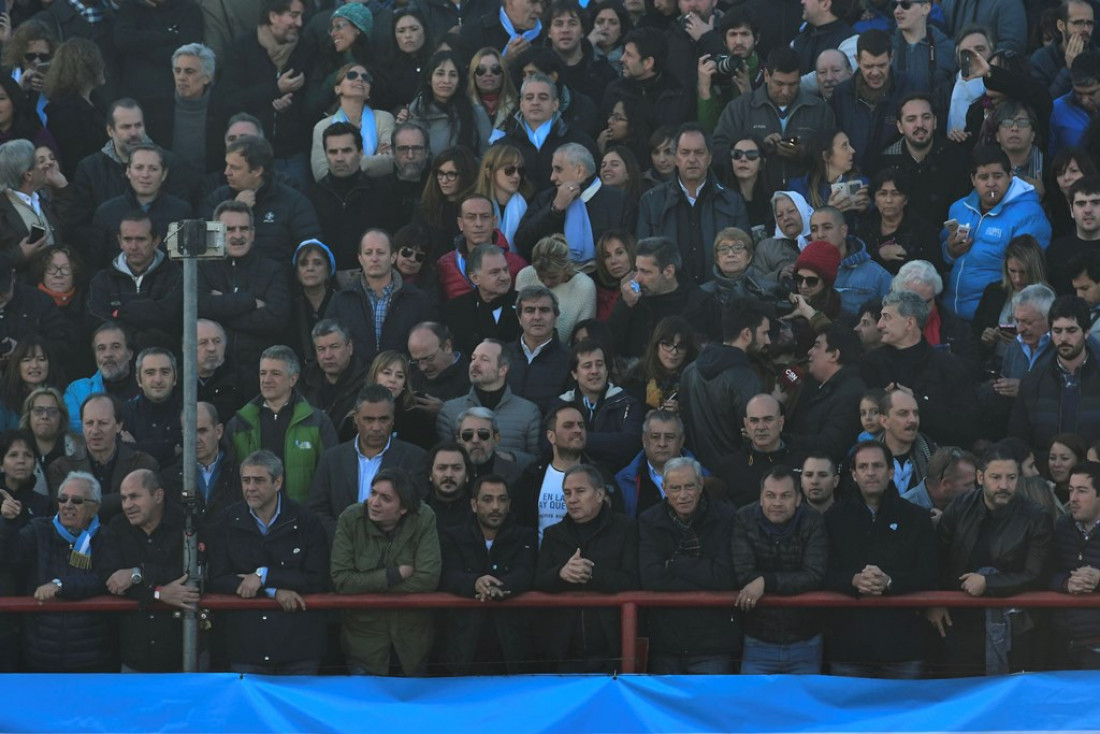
(0, 76), (54, 149)
(0, 337), (64, 431)
(789, 128), (870, 221)
(599, 145), (644, 202)
(403, 50), (491, 157)
(376, 8), (433, 113)
(625, 316), (699, 412)
(593, 229), (636, 320)
(414, 145), (479, 254)
(727, 133), (772, 228)
(290, 239), (338, 363)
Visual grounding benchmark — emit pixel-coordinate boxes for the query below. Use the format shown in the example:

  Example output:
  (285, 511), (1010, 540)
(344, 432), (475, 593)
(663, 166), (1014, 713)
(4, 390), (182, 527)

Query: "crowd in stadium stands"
(3, 0), (1100, 678)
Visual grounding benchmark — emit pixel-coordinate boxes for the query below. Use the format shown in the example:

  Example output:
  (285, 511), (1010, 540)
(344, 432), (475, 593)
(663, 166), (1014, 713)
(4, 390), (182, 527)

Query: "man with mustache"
(426, 443), (474, 531)
(63, 322), (140, 435)
(928, 442), (1052, 675)
(877, 388), (936, 492)
(439, 474), (537, 674)
(1011, 295), (1100, 452)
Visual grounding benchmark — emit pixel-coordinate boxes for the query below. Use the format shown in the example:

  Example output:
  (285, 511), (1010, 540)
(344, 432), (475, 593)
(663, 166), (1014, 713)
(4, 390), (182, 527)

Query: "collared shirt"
(365, 277), (396, 347)
(647, 462), (665, 496)
(677, 177), (708, 207)
(521, 336), (553, 363)
(1076, 517), (1100, 540)
(1018, 333), (1051, 370)
(197, 451), (224, 503)
(250, 494), (282, 536)
(9, 189), (42, 217)
(356, 435), (392, 502)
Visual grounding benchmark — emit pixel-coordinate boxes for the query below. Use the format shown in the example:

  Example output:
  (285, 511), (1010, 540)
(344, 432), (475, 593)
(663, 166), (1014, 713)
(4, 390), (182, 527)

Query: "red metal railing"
(6, 590), (1097, 673)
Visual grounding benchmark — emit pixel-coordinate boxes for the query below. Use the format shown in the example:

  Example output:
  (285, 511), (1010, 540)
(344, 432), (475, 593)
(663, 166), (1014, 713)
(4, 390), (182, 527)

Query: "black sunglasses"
(502, 165), (526, 178)
(460, 428), (493, 441)
(399, 247), (426, 263)
(57, 494), (88, 505)
(794, 274), (821, 287)
(475, 64), (503, 76)
(344, 69), (371, 82)
(731, 149), (761, 161)
(890, 0), (927, 9)
(24, 53), (51, 63)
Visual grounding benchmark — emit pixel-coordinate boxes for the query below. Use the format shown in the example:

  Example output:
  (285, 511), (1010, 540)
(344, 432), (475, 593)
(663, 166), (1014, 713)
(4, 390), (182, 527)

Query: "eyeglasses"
(31, 406), (60, 417)
(501, 165), (526, 178)
(715, 244), (749, 256)
(460, 428), (493, 441)
(344, 69), (371, 82)
(23, 53), (50, 63)
(411, 347), (442, 366)
(794, 274), (821, 287)
(44, 265), (72, 277)
(395, 145), (427, 155)
(475, 64), (503, 76)
(57, 494), (90, 506)
(659, 340), (686, 353)
(890, 0), (928, 9)
(730, 149), (761, 161)
(608, 112), (628, 123)
(999, 117), (1033, 129)
(436, 169), (460, 181)
(399, 247), (426, 263)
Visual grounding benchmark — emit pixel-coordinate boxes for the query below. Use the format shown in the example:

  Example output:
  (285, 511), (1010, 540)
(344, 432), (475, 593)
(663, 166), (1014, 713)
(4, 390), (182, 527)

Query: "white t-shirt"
(537, 465), (567, 544)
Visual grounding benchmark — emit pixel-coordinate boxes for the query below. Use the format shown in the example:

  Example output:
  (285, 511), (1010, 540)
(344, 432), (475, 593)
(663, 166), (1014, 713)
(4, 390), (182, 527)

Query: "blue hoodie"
(834, 238), (893, 317)
(940, 177), (1052, 321)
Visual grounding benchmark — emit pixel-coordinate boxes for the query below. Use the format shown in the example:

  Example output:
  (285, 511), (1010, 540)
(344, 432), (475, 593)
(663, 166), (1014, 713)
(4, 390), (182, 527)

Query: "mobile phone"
(957, 223), (971, 238)
(36, 62), (49, 74)
(781, 136), (799, 146)
(999, 323), (1017, 336)
(28, 225), (46, 242)
(830, 182), (848, 197)
(943, 218), (959, 230)
(960, 50), (972, 78)
(845, 181), (864, 197)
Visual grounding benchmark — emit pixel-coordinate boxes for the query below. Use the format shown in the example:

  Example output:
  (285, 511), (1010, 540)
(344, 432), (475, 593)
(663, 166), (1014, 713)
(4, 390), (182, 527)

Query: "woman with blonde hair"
(515, 234), (596, 342)
(367, 350), (435, 449)
(475, 144), (532, 243)
(467, 48), (518, 130)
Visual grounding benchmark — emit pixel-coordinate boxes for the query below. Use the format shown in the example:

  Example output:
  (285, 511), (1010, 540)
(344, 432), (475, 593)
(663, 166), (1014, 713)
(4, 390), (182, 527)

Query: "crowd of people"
(0, 0), (1098, 679)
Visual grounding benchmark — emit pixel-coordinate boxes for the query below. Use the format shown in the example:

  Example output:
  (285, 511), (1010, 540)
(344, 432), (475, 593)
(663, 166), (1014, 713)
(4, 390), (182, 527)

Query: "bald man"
(715, 393), (806, 507)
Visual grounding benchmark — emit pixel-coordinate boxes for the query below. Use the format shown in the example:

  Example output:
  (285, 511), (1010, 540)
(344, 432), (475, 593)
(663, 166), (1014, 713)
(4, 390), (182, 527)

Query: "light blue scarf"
(522, 116), (555, 151)
(565, 178), (601, 262)
(52, 514), (100, 570)
(495, 194), (528, 244)
(333, 106), (378, 156)
(499, 7), (542, 56)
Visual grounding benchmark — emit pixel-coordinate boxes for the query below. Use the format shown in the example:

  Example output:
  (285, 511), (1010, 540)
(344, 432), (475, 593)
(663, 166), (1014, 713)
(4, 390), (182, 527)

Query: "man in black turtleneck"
(426, 443), (474, 531)
(438, 339), (542, 463)
(444, 244), (521, 357)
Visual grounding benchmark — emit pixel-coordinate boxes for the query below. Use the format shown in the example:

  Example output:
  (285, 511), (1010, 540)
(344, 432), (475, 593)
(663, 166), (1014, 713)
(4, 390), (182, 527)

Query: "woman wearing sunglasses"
(393, 223), (442, 313)
(306, 4), (380, 121)
(467, 47), (519, 130)
(310, 63), (395, 182)
(475, 144), (532, 244)
(728, 134), (772, 228)
(781, 241), (843, 354)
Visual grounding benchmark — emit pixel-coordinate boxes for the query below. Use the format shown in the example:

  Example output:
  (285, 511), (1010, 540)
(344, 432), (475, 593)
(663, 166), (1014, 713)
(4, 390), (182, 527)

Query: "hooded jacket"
(892, 26), (957, 93)
(86, 250), (183, 344)
(941, 177), (1052, 320)
(556, 384), (643, 474)
(834, 239), (893, 317)
(679, 343), (762, 470)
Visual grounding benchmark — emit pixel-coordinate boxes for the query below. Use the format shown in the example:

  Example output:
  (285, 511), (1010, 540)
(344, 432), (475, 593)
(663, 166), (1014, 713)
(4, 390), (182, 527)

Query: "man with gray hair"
(443, 243), (522, 357)
(639, 455), (739, 673)
(861, 289), (979, 447)
(637, 123), (750, 285)
(153, 42), (221, 174)
(455, 406), (528, 486)
(0, 138), (68, 255)
(301, 318), (367, 440)
(226, 345), (338, 504)
(505, 285), (571, 413)
(513, 141), (629, 263)
(893, 260), (980, 369)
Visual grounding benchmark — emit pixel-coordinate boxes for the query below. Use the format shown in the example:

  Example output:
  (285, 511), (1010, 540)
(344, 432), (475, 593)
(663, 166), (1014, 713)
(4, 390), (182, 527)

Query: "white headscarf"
(771, 190), (814, 251)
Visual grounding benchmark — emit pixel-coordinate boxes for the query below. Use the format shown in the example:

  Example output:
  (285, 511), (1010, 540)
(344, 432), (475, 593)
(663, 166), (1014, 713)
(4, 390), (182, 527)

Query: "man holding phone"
(0, 139), (66, 259)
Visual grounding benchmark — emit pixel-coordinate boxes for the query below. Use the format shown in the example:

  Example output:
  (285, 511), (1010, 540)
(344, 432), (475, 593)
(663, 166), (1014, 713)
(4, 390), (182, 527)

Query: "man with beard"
(880, 93), (970, 226)
(1049, 53), (1100, 159)
(1011, 296), (1100, 452)
(426, 443), (474, 530)
(679, 298), (769, 470)
(1051, 460), (1100, 668)
(377, 123), (433, 234)
(455, 408), (527, 486)
(1048, 177), (1100, 295)
(64, 323), (140, 435)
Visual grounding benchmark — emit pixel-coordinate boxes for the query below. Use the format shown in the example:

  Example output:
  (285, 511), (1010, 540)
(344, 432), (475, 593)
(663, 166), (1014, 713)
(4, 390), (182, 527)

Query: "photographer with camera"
(696, 8), (764, 131)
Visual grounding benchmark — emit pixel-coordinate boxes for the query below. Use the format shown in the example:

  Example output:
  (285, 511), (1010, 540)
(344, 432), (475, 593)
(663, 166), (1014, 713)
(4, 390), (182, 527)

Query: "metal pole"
(181, 255), (199, 672)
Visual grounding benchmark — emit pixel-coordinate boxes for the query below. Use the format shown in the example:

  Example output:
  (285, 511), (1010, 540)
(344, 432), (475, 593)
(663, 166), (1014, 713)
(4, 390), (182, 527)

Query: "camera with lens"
(714, 54), (745, 76)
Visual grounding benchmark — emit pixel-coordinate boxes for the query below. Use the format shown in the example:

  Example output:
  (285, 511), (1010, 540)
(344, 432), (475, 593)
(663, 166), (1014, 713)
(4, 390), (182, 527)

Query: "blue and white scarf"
(565, 178), (601, 263)
(495, 194), (528, 244)
(52, 514), (100, 570)
(499, 7), (542, 56)
(332, 107), (378, 156)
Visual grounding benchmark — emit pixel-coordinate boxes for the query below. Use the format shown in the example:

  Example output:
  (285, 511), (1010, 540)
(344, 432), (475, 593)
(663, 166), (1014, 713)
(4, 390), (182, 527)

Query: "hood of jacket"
(962, 175), (1039, 218)
(840, 237), (872, 269)
(559, 382), (625, 403)
(695, 343), (750, 380)
(112, 249), (167, 278)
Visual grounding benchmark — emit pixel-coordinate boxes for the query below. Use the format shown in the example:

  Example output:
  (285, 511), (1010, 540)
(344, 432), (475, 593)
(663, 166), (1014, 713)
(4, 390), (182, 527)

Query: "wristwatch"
(51, 578), (62, 591)
(131, 567), (143, 586)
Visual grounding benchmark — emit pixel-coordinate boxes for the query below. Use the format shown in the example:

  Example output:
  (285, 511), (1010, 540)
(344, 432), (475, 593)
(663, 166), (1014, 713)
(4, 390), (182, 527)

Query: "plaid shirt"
(365, 276), (396, 347)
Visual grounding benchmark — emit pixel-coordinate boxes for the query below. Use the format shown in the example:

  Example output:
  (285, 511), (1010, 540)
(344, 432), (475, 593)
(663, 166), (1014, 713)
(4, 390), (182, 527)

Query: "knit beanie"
(793, 241), (841, 286)
(333, 3), (373, 36)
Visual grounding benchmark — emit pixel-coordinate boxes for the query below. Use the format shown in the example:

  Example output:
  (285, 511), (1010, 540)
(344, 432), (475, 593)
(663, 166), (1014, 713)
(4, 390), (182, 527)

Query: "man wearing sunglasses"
(1031, 0), (1097, 98)
(456, 407), (528, 486)
(891, 0), (956, 92)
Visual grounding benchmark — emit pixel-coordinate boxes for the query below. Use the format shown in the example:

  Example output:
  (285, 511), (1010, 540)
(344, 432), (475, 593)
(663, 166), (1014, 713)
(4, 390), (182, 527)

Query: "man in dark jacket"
(679, 298), (768, 470)
(216, 0), (315, 182)
(1029, 0), (1097, 99)
(639, 457), (738, 673)
(716, 393), (804, 507)
(636, 124), (750, 286)
(199, 200), (289, 372)
(733, 465), (828, 674)
(1010, 296), (1100, 453)
(1052, 461), (1100, 669)
(602, 29), (693, 129)
(419, 0), (498, 45)
(829, 30), (918, 173)
(456, 0), (546, 57)
(207, 449), (330, 674)
(929, 443), (1053, 675)
(609, 236), (720, 359)
(96, 469), (199, 672)
(440, 473), (537, 674)
(121, 348), (183, 467)
(114, 0), (203, 112)
(196, 320), (254, 423)
(408, 322), (471, 422)
(161, 402), (241, 529)
(790, 0), (856, 90)
(300, 319), (368, 441)
(426, 444), (475, 532)
(325, 229), (433, 367)
(86, 212), (183, 352)
(309, 121), (385, 274)
(786, 325), (866, 464)
(547, 0), (619, 106)
(825, 441), (936, 678)
(443, 244), (522, 357)
(514, 142), (628, 260)
(505, 286), (571, 413)
(202, 136), (322, 266)
(456, 408), (530, 486)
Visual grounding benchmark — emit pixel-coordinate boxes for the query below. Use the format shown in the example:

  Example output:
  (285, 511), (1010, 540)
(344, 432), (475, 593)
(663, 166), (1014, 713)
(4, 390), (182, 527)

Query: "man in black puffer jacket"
(1052, 461), (1100, 669)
